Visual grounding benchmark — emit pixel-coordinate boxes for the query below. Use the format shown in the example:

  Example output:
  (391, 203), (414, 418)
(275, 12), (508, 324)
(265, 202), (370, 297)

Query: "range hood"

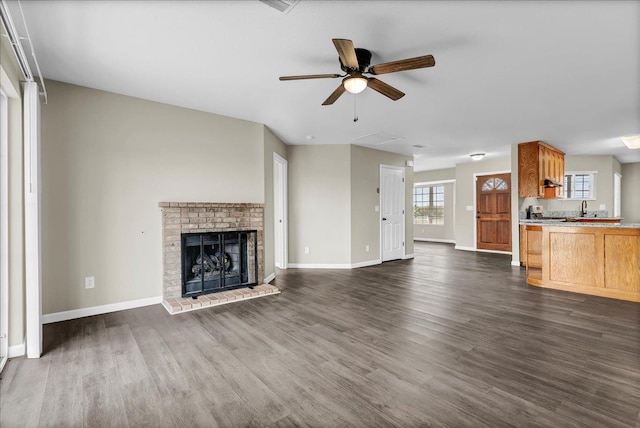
(544, 178), (563, 188)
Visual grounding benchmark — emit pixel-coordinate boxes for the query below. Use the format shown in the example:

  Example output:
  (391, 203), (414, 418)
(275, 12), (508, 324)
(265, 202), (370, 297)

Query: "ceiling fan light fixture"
(621, 135), (640, 149)
(343, 76), (367, 94)
(470, 153), (485, 161)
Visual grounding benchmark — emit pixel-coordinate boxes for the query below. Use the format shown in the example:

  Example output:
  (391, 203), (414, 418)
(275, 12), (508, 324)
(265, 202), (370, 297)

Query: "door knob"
(382, 217), (387, 221)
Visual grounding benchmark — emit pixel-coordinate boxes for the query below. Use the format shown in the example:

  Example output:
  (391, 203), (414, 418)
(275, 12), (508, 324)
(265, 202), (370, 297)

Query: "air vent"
(352, 132), (404, 146)
(259, 0), (300, 14)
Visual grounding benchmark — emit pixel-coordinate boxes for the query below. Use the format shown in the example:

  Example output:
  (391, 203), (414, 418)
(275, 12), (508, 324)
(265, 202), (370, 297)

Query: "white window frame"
(563, 171), (597, 200)
(413, 180), (451, 226)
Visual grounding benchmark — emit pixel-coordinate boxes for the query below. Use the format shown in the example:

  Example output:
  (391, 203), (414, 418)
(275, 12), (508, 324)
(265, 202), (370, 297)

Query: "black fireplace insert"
(181, 231), (258, 298)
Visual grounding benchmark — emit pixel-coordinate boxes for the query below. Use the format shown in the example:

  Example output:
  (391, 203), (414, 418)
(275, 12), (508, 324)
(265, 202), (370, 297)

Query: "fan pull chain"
(353, 94), (359, 122)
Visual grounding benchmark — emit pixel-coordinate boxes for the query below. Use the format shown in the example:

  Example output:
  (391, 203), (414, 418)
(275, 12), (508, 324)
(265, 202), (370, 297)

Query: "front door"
(381, 165), (405, 261)
(476, 173), (511, 252)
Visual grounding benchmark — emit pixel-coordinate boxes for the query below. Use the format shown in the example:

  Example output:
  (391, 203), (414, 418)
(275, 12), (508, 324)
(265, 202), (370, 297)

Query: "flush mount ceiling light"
(343, 75), (368, 94)
(621, 135), (640, 149)
(470, 153), (485, 161)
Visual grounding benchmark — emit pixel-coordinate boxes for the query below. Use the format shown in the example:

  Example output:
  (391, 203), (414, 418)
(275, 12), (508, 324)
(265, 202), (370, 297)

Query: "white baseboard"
(8, 341), (25, 358)
(477, 249), (512, 255)
(351, 259), (382, 268)
(264, 273), (276, 283)
(455, 245), (512, 255)
(414, 238), (456, 244)
(288, 259), (381, 269)
(42, 296), (163, 324)
(402, 254), (414, 260)
(288, 263), (353, 269)
(511, 261), (522, 266)
(454, 245), (476, 251)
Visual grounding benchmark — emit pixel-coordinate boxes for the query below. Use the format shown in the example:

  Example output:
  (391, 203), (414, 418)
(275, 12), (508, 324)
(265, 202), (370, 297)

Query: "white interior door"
(381, 165), (405, 262)
(273, 153), (287, 269)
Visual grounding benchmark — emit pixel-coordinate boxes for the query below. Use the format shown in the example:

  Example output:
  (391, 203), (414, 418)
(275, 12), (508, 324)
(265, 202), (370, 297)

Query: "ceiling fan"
(279, 38), (435, 105)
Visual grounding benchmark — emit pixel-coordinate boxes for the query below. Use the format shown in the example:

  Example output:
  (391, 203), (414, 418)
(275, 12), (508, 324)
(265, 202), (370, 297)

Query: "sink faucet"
(581, 200), (587, 217)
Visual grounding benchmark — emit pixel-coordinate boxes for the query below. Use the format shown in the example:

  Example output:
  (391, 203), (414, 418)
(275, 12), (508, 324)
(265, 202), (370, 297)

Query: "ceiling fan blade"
(332, 39), (359, 69)
(279, 74), (341, 81)
(366, 78), (405, 101)
(322, 84), (347, 105)
(369, 55), (435, 75)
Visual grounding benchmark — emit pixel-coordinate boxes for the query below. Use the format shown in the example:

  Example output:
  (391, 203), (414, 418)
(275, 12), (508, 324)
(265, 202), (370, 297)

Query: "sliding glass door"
(0, 89), (8, 370)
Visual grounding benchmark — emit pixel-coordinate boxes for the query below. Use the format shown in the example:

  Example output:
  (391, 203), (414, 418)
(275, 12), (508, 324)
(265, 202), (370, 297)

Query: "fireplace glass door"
(181, 231), (257, 298)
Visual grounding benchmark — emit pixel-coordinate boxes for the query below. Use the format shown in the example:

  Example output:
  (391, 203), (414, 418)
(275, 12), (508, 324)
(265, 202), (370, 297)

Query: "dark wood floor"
(2, 242), (640, 427)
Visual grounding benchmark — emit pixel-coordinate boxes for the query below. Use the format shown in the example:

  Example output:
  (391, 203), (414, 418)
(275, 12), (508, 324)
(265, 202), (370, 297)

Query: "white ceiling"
(12, 0), (640, 171)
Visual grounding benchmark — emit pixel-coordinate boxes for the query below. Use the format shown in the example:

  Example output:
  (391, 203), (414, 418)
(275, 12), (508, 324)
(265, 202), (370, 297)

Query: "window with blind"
(413, 184), (444, 225)
(563, 172), (596, 199)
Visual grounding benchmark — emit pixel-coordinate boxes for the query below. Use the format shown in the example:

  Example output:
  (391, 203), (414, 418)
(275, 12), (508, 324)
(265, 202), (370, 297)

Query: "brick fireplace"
(159, 202), (265, 303)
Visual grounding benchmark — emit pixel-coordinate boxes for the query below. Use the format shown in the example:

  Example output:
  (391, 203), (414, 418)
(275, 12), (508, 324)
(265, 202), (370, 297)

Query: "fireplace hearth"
(182, 231), (258, 298)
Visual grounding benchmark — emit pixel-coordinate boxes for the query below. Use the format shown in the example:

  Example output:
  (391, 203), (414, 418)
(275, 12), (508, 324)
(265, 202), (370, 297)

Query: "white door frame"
(273, 153), (288, 269)
(0, 89), (8, 370)
(614, 172), (622, 218)
(473, 169), (511, 254)
(379, 164), (405, 262)
(24, 82), (42, 358)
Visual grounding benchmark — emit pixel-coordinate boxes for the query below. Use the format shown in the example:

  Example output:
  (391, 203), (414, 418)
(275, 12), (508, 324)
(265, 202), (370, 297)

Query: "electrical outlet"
(599, 204), (606, 210)
(466, 205), (473, 211)
(85, 276), (95, 289)
(365, 245), (370, 252)
(304, 247), (310, 254)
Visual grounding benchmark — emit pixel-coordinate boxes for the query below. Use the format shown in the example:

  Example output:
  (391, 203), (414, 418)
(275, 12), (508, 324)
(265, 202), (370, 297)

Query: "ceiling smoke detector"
(259, 0), (300, 14)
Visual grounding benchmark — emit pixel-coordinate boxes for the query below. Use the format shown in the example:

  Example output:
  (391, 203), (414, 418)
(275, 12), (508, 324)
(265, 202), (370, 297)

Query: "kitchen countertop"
(520, 220), (640, 228)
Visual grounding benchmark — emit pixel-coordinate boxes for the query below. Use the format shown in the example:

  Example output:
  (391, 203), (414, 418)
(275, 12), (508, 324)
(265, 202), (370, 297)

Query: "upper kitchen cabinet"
(518, 141), (565, 198)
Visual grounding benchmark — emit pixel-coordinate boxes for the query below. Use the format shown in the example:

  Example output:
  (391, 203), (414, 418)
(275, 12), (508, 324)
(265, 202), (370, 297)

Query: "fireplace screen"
(181, 231), (258, 298)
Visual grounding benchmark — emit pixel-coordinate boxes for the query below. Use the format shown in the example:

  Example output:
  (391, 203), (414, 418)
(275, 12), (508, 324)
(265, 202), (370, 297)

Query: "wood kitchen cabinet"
(525, 224), (640, 303)
(525, 226), (542, 269)
(519, 225), (527, 266)
(518, 141), (565, 198)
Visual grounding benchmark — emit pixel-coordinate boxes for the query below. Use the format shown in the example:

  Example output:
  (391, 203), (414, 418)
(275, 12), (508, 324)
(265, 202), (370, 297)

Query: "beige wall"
(287, 145), (351, 265)
(413, 168), (455, 242)
(263, 127), (287, 279)
(545, 155), (618, 215)
(288, 144), (413, 266)
(41, 80), (265, 314)
(414, 168), (456, 183)
(622, 162), (640, 223)
(350, 145), (413, 263)
(455, 157), (512, 249)
(1, 37), (25, 348)
(511, 143), (520, 264)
